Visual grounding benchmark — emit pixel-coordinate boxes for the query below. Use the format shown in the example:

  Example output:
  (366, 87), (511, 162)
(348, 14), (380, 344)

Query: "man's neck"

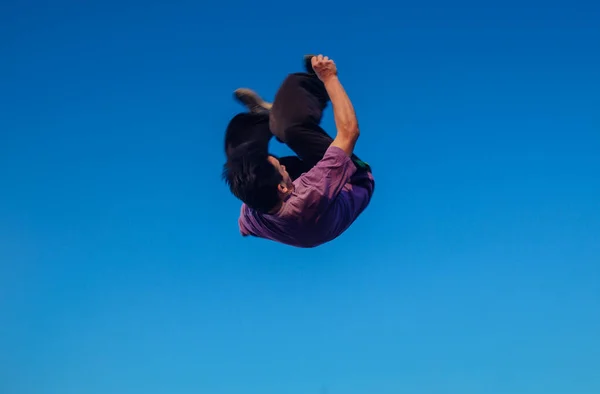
(268, 202), (282, 215)
(268, 189), (293, 214)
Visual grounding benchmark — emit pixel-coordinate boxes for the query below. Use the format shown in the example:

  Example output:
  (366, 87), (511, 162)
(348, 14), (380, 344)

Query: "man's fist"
(311, 54), (337, 83)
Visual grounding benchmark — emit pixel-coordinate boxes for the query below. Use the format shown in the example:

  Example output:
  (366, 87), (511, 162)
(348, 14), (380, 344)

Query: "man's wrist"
(322, 75), (340, 87)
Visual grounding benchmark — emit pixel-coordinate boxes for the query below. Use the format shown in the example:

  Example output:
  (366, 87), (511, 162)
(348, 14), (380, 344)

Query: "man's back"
(239, 146), (375, 247)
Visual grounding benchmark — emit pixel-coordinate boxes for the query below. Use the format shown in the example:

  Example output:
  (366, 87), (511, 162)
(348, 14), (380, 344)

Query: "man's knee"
(283, 72), (313, 84)
(225, 112), (271, 155)
(276, 72), (323, 99)
(226, 112), (261, 135)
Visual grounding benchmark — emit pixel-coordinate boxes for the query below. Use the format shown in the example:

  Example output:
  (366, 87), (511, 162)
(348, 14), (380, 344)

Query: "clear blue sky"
(1, 1), (599, 393)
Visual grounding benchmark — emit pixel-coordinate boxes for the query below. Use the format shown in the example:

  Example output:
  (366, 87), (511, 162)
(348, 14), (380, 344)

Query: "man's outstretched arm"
(312, 55), (360, 156)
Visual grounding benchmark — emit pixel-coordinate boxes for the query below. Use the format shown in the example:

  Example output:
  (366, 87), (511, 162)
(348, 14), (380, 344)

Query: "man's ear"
(277, 183), (288, 194)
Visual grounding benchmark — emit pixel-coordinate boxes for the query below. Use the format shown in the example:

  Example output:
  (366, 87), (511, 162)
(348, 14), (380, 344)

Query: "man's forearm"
(323, 76), (359, 142)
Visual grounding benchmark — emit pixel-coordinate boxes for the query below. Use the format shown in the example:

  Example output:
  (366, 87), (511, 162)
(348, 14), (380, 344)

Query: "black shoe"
(233, 88), (272, 114)
(303, 54), (316, 74)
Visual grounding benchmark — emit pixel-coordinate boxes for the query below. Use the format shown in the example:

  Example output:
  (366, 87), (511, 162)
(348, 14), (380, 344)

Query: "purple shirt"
(238, 146), (375, 248)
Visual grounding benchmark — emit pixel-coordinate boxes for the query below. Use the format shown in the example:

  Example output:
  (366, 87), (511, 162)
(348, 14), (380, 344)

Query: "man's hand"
(312, 55), (338, 83)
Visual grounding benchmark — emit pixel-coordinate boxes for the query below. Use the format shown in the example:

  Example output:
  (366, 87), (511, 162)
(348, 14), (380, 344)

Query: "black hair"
(222, 152), (282, 213)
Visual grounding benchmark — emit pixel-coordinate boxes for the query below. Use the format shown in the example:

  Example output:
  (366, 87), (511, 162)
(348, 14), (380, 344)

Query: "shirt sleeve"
(238, 205), (252, 236)
(298, 146), (357, 203)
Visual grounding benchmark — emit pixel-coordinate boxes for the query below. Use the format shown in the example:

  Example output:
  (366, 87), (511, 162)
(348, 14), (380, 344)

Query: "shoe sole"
(234, 88), (272, 112)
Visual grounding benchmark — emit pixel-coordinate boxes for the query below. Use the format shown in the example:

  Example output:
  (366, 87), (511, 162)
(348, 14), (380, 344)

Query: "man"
(223, 54), (375, 248)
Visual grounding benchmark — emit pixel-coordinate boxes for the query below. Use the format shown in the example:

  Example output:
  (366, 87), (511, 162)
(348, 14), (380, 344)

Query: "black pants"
(225, 72), (364, 181)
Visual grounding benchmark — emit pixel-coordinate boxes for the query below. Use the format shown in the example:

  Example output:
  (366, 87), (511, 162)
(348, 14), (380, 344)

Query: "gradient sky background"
(1, 1), (599, 393)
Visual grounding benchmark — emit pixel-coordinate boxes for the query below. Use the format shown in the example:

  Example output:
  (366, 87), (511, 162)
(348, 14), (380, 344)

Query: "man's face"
(268, 156), (293, 192)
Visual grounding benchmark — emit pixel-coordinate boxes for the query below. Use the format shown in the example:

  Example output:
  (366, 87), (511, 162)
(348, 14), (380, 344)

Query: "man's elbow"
(340, 123), (360, 140)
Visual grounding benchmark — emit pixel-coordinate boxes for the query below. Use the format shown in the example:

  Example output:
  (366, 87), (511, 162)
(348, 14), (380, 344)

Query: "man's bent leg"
(269, 73), (334, 168)
(270, 73), (367, 170)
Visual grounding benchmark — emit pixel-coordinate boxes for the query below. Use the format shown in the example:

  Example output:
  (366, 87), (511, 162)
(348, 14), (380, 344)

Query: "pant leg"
(224, 112), (272, 161)
(269, 73), (332, 168)
(269, 72), (365, 169)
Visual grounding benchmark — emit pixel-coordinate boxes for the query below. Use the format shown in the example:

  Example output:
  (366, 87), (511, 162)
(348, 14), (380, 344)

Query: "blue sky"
(1, 1), (599, 393)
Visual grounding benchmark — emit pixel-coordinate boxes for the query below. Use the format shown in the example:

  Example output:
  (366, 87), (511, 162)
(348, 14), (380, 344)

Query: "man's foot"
(233, 88), (272, 114)
(303, 54), (316, 75)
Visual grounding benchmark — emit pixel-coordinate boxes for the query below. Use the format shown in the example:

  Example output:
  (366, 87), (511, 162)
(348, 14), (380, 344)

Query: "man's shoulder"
(295, 146), (355, 189)
(299, 147), (353, 180)
(318, 146), (352, 166)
